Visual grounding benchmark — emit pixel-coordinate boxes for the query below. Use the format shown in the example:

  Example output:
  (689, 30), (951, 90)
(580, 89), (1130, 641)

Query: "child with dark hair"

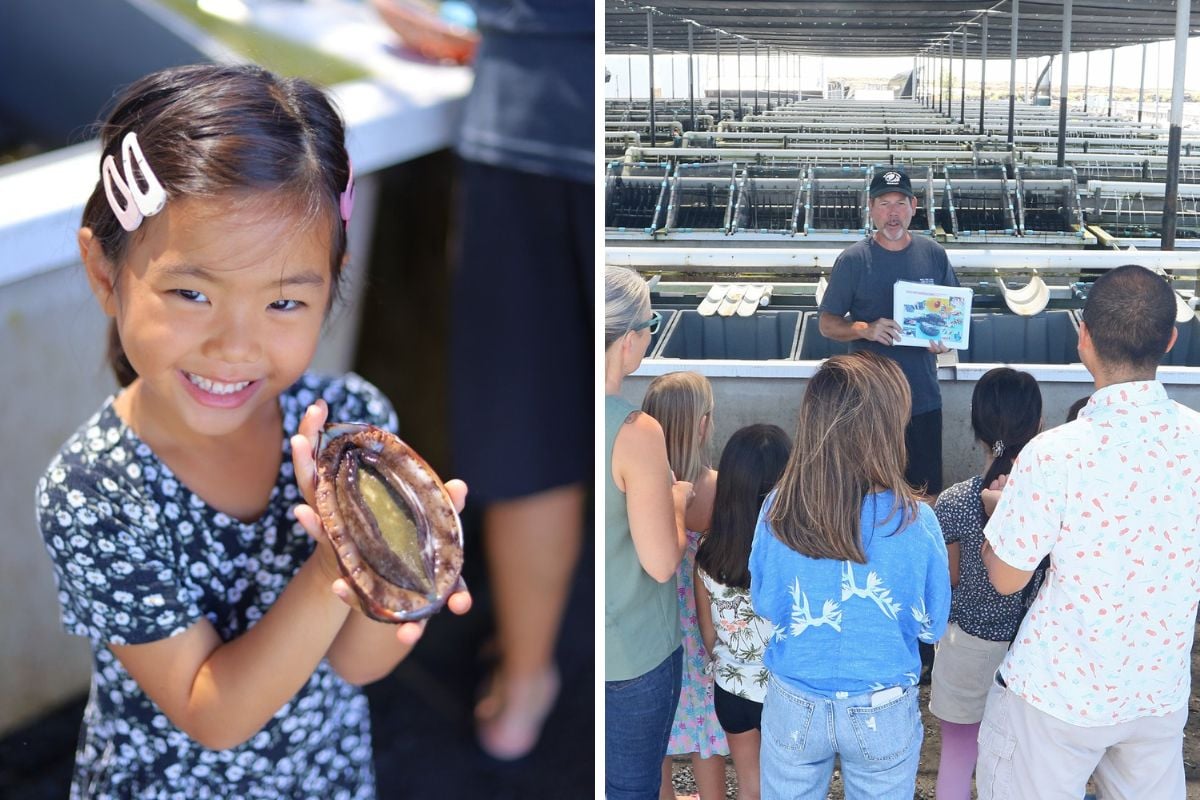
(930, 367), (1043, 800)
(1065, 395), (1089, 422)
(694, 424), (791, 800)
(750, 352), (950, 799)
(36, 64), (469, 799)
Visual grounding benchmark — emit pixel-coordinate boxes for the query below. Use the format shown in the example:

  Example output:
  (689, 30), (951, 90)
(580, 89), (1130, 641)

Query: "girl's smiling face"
(82, 193), (335, 444)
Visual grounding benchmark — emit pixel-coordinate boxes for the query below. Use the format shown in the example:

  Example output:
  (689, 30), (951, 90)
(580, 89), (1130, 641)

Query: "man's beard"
(878, 222), (908, 242)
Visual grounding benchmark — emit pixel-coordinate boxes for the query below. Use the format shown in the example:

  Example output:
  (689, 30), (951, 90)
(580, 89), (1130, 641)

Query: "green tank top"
(605, 394), (682, 681)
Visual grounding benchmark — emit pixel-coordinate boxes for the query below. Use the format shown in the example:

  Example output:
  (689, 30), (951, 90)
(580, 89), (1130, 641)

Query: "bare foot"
(476, 666), (560, 760)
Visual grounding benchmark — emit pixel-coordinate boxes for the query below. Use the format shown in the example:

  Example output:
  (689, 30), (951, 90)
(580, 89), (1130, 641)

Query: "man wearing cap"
(819, 168), (958, 496)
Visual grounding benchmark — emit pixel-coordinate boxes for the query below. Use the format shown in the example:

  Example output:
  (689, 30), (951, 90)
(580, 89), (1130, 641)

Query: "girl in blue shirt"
(750, 351), (950, 800)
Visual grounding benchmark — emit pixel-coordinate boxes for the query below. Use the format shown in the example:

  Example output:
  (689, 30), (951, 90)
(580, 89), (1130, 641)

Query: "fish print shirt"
(37, 373), (396, 800)
(749, 491), (950, 697)
(987, 380), (1200, 726)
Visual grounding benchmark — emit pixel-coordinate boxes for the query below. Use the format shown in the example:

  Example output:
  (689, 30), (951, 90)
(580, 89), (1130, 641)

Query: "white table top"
(0, 0), (472, 288)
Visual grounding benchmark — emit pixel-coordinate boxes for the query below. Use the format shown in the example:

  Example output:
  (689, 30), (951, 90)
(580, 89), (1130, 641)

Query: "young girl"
(694, 424), (791, 800)
(641, 372), (729, 800)
(749, 351), (950, 799)
(930, 367), (1043, 800)
(604, 266), (691, 799)
(35, 64), (469, 799)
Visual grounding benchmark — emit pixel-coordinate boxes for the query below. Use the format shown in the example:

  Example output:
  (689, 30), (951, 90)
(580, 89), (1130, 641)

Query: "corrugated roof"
(605, 0), (1200, 58)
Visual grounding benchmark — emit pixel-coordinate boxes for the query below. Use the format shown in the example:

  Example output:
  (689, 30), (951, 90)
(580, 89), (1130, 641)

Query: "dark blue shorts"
(449, 160), (592, 502)
(714, 683), (763, 734)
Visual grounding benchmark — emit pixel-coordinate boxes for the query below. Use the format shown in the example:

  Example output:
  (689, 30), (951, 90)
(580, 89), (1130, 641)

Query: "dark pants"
(449, 161), (592, 502)
(905, 408), (943, 496)
(605, 647), (683, 799)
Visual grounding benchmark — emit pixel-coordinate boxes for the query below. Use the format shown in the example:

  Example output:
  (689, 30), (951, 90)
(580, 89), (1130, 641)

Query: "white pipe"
(605, 246), (1200, 271)
(1086, 180), (1200, 197)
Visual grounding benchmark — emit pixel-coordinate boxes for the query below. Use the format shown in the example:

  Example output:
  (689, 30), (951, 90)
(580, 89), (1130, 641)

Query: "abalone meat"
(314, 423), (464, 622)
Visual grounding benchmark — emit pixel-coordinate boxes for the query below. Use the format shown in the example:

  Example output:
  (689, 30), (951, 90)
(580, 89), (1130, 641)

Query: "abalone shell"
(314, 423), (464, 622)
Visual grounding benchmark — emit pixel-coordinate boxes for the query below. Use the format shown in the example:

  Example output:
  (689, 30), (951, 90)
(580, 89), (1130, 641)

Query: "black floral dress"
(37, 373), (397, 800)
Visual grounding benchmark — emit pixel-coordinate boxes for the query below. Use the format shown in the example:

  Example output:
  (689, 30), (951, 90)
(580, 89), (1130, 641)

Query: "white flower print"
(911, 597), (938, 642)
(788, 577), (843, 635)
(841, 562), (903, 619)
(37, 375), (389, 799)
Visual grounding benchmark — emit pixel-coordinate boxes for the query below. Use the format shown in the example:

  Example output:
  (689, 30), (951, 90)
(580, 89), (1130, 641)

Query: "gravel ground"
(667, 619), (1200, 799)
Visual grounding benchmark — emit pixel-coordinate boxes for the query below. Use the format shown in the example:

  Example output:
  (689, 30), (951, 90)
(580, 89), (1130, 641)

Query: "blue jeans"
(761, 676), (923, 800)
(605, 647), (683, 799)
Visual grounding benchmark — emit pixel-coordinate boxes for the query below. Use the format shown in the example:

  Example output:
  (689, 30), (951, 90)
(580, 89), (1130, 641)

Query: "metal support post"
(715, 32), (721, 118)
(1138, 43), (1147, 122)
(1057, 0), (1072, 167)
(1162, 0), (1190, 250)
(1107, 47), (1115, 117)
(979, 13), (988, 135)
(754, 41), (759, 114)
(1008, 0), (1018, 146)
(1083, 50), (1090, 114)
(687, 22), (696, 130)
(960, 29), (967, 123)
(647, 10), (656, 146)
(737, 39), (743, 120)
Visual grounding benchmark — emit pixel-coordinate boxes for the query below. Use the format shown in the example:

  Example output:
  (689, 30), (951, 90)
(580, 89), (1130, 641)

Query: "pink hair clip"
(339, 161), (355, 229)
(102, 132), (166, 232)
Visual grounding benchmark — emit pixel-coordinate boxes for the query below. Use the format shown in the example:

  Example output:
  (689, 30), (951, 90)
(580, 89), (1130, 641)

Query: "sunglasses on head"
(630, 310), (662, 336)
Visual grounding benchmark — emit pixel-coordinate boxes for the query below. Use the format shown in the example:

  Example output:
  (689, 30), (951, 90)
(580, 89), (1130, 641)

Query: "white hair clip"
(992, 440), (1006, 458)
(102, 132), (167, 232)
(339, 161), (355, 229)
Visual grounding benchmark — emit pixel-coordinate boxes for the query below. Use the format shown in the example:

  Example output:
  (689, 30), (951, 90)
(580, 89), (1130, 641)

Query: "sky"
(604, 37), (1200, 99)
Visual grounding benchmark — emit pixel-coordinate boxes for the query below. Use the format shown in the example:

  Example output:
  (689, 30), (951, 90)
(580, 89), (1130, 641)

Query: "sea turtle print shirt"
(987, 380), (1200, 726)
(37, 373), (396, 800)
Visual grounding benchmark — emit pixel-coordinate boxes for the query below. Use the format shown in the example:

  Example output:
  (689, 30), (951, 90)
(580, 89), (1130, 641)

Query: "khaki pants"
(976, 678), (1186, 800)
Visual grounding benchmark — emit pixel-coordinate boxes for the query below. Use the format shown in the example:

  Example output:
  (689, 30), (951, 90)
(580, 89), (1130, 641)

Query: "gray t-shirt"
(818, 235), (959, 415)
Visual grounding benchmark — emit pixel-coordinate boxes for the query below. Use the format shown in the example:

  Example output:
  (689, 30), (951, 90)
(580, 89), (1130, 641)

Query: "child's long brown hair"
(641, 371), (714, 485)
(767, 351), (919, 563)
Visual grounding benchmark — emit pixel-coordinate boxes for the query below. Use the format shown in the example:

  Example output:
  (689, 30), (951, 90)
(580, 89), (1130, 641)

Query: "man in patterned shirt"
(977, 264), (1200, 799)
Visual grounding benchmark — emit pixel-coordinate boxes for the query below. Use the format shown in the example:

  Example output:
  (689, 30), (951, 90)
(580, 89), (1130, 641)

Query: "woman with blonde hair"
(605, 266), (692, 799)
(641, 373), (729, 800)
(749, 351), (951, 799)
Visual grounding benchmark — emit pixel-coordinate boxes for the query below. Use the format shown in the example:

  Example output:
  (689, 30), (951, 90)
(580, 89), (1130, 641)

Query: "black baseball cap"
(869, 169), (915, 199)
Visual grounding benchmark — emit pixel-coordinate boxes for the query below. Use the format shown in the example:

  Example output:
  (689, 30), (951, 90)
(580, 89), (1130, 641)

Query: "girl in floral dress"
(695, 425), (792, 800)
(641, 372), (729, 800)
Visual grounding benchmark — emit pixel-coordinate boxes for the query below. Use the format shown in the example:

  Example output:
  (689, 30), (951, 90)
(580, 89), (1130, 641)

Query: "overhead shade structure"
(607, 0), (1200, 257)
(605, 1), (1200, 57)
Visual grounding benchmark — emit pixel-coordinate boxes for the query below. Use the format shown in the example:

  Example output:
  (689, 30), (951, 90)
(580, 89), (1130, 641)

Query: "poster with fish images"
(893, 280), (973, 350)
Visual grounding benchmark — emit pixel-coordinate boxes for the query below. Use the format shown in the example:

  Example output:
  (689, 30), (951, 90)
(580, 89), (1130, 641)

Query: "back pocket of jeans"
(762, 681), (816, 752)
(846, 689), (919, 762)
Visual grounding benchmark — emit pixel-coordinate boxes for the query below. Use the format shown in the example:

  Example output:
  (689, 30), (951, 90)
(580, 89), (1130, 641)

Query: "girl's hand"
(290, 400), (329, 510)
(671, 479), (695, 512)
(980, 473), (1009, 517)
(289, 400), (345, 587)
